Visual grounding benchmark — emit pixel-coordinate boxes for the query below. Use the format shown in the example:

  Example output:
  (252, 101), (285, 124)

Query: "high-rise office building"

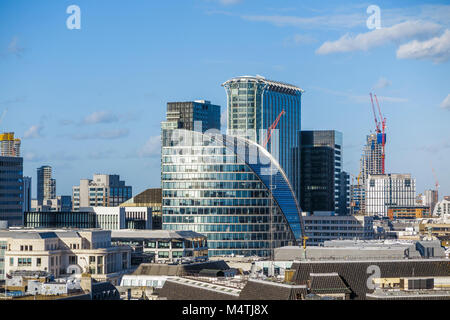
(23, 176), (32, 212)
(354, 133), (385, 215)
(366, 174), (416, 217)
(161, 100), (221, 133)
(0, 132), (21, 157)
(161, 129), (303, 257)
(72, 174), (132, 211)
(350, 184), (365, 216)
(222, 75), (303, 203)
(360, 133), (383, 185)
(37, 166), (56, 204)
(300, 130), (348, 214)
(338, 171), (350, 215)
(0, 156), (23, 226)
(422, 189), (439, 214)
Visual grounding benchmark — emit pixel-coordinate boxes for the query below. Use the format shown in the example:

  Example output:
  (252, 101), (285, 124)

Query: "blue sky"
(1, 0), (449, 199)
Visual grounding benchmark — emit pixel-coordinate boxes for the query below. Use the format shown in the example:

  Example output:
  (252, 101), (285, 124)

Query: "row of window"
(163, 206), (273, 215)
(162, 181), (266, 190)
(162, 173), (259, 181)
(10, 257), (40, 266)
(163, 198), (271, 207)
(164, 223), (273, 233)
(163, 164), (250, 173)
(163, 215), (272, 224)
(163, 190), (269, 199)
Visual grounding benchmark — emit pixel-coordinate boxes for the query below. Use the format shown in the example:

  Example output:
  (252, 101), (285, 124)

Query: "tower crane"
(374, 94), (387, 174)
(263, 110), (286, 148)
(263, 110), (308, 251)
(369, 93), (387, 174)
(430, 162), (440, 191)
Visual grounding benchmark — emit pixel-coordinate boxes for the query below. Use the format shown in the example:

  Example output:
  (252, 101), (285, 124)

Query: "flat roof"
(110, 229), (206, 240)
(222, 75), (303, 92)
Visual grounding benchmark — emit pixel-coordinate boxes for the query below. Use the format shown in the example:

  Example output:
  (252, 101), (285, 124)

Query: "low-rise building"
(387, 206), (431, 220)
(120, 188), (162, 230)
(419, 219), (450, 238)
(111, 230), (208, 264)
(30, 196), (72, 212)
(0, 229), (131, 284)
(290, 259), (450, 300)
(433, 198), (450, 217)
(274, 238), (446, 261)
(24, 206), (152, 230)
(302, 213), (374, 245)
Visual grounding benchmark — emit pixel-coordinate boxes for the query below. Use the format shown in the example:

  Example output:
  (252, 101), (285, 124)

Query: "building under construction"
(360, 133), (384, 185)
(0, 132), (21, 157)
(351, 94), (387, 215)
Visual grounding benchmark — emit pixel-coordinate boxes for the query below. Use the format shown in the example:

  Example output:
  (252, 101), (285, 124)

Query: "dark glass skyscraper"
(0, 156), (23, 226)
(300, 130), (347, 214)
(222, 76), (303, 204)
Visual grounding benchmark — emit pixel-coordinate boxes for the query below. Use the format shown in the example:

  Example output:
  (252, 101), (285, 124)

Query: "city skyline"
(1, 0), (449, 198)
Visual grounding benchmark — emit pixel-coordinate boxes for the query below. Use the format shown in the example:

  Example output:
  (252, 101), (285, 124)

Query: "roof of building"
(157, 277), (240, 300)
(238, 279), (307, 300)
(132, 261), (230, 276)
(309, 273), (351, 295)
(221, 75), (303, 93)
(198, 269), (226, 277)
(366, 289), (450, 300)
(111, 230), (206, 240)
(291, 259), (450, 300)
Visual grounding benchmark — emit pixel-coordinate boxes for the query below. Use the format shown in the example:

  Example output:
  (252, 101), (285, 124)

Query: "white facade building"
(366, 174), (416, 217)
(72, 174), (132, 211)
(81, 206), (152, 230)
(433, 199), (450, 217)
(0, 229), (132, 285)
(302, 213), (374, 245)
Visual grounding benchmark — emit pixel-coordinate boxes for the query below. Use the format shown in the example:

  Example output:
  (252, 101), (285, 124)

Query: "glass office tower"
(161, 129), (303, 257)
(300, 130), (345, 214)
(222, 75), (303, 205)
(0, 156), (24, 226)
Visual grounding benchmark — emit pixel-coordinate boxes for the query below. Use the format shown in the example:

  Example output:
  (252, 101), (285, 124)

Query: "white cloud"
(283, 34), (317, 47)
(310, 86), (408, 104)
(218, 0), (241, 5)
(23, 125), (44, 139)
(98, 129), (129, 139)
(440, 94), (450, 110)
(23, 152), (46, 162)
(72, 129), (129, 140)
(83, 111), (118, 125)
(373, 77), (392, 90)
(7, 37), (25, 58)
(241, 13), (365, 29)
(316, 20), (442, 55)
(138, 135), (161, 157)
(396, 29), (450, 63)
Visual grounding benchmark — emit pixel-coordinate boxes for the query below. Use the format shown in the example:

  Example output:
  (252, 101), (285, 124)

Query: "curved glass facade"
(222, 75), (303, 208)
(162, 129), (303, 257)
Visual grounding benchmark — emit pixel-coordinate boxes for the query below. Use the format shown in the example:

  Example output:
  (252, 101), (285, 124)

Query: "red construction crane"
(369, 93), (380, 133)
(374, 94), (387, 174)
(263, 110), (285, 148)
(369, 93), (387, 174)
(431, 162), (440, 191)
